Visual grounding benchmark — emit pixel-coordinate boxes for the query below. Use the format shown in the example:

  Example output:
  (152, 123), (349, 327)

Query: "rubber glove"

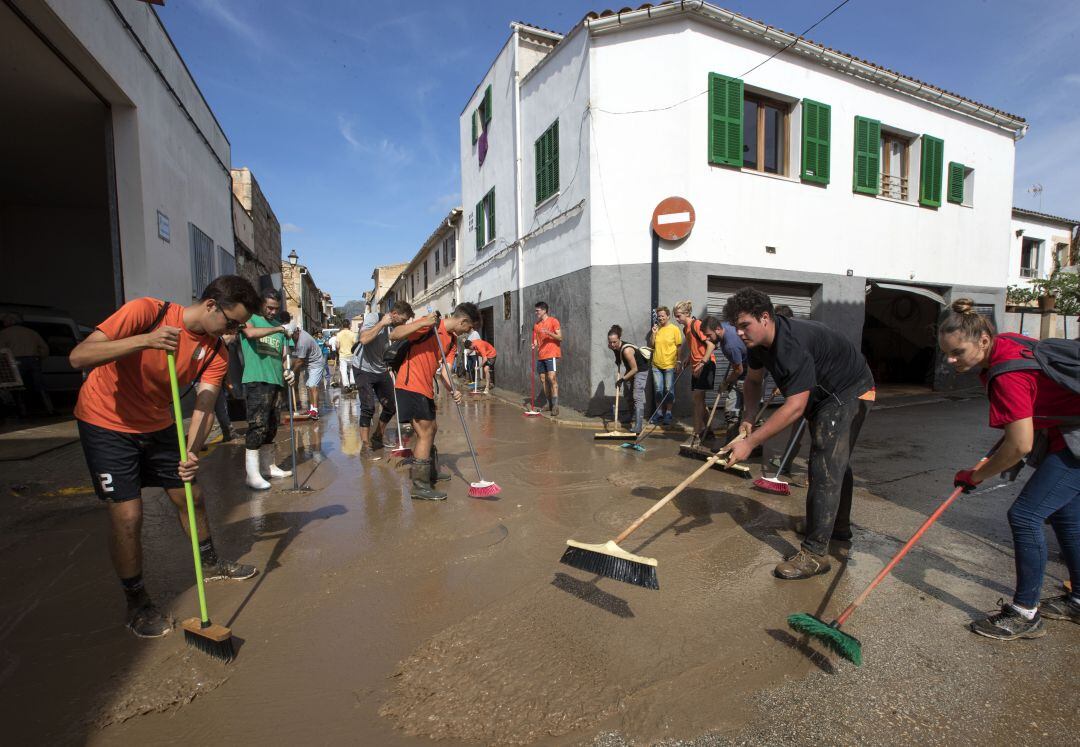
(953, 469), (980, 493)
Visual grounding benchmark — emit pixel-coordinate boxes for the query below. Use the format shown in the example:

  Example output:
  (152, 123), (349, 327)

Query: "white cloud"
(196, 0), (268, 51)
(428, 192), (461, 213)
(282, 223), (303, 234)
(337, 115), (412, 164)
(1063, 73), (1080, 86)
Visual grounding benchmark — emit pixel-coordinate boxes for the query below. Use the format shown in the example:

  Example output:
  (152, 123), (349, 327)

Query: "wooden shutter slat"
(708, 73), (743, 167)
(947, 161), (965, 204)
(853, 116), (880, 194)
(919, 135), (944, 207)
(801, 99), (831, 184)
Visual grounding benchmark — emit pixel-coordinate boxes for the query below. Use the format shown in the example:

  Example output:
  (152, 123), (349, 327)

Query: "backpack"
(615, 342), (650, 371)
(986, 334), (1080, 460)
(383, 328), (435, 373)
(144, 301), (223, 399)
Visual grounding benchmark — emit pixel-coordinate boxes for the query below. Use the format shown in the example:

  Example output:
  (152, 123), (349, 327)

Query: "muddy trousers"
(243, 383), (282, 451)
(803, 397), (872, 555)
(1008, 449), (1080, 608)
(356, 371), (396, 428)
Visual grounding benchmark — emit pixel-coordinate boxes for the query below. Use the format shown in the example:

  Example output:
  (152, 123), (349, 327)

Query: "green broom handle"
(835, 446), (998, 626)
(166, 352), (210, 625)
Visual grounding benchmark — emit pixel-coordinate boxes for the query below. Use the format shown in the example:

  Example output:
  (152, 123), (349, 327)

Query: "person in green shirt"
(647, 306), (684, 426)
(239, 289), (297, 489)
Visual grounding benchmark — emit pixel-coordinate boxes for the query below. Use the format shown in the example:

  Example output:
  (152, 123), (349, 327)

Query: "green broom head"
(786, 612), (862, 666)
(560, 539), (658, 590)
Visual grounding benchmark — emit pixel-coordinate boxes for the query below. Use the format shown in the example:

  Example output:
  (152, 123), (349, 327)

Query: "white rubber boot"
(245, 449), (270, 490)
(263, 445), (292, 478)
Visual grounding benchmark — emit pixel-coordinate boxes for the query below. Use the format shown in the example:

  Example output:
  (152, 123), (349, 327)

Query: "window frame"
(189, 223), (214, 298)
(742, 92), (790, 176)
(1020, 237), (1043, 278)
(880, 130), (912, 201)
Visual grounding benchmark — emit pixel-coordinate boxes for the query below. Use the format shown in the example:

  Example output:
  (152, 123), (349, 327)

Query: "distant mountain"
(336, 299), (366, 320)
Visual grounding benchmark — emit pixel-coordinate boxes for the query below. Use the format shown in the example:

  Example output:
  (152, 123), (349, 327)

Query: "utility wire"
(590, 0), (856, 116)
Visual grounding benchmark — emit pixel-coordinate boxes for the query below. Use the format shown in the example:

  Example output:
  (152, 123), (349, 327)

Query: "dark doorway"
(480, 306), (494, 345)
(862, 284), (943, 388)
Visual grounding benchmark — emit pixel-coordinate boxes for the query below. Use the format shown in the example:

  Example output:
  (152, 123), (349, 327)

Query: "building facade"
(281, 261), (326, 335)
(1, 0), (235, 327)
(1003, 207), (1079, 339)
(385, 209), (462, 318)
(368, 262), (409, 313)
(457, 6), (1027, 412)
(231, 167), (283, 293)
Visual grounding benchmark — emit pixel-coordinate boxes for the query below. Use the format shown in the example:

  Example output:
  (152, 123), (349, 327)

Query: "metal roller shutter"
(702, 278), (817, 407)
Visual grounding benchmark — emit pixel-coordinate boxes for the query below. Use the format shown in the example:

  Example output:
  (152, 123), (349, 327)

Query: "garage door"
(703, 278), (817, 408)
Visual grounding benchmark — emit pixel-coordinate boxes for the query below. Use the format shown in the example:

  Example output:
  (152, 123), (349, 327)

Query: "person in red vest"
(532, 302), (562, 416)
(941, 298), (1080, 641)
(465, 337), (497, 394)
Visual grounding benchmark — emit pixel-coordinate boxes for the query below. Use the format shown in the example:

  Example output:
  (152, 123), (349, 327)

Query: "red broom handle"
(835, 447), (997, 626)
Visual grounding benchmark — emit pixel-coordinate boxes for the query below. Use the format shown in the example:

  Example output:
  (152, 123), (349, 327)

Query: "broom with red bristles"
(753, 418), (807, 496)
(430, 310), (501, 498)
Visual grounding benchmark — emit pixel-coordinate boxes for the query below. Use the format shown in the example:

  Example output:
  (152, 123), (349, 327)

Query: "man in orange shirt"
(673, 301), (721, 439)
(465, 337), (497, 394)
(531, 301), (563, 416)
(69, 276), (262, 639)
(390, 302), (480, 500)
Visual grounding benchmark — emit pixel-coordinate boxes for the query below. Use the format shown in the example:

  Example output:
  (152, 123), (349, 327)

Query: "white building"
(1008, 208), (1077, 286)
(1, 0), (234, 327)
(457, 4), (1027, 411)
(386, 209), (463, 317)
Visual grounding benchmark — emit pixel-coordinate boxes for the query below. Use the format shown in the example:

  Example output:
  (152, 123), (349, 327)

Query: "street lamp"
(287, 249), (298, 266)
(287, 249), (304, 331)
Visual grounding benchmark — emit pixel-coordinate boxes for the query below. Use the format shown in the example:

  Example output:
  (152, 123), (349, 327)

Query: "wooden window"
(475, 197), (484, 250)
(471, 111), (478, 145)
(481, 85), (492, 126)
(707, 73), (743, 167)
(535, 119), (560, 204)
(918, 135), (945, 207)
(435, 244), (440, 273)
(1020, 237), (1042, 278)
(742, 94), (788, 174)
(475, 189), (495, 250)
(947, 162), (965, 204)
(423, 259), (428, 290)
(853, 116), (881, 195)
(800, 99), (831, 185)
(880, 131), (910, 200)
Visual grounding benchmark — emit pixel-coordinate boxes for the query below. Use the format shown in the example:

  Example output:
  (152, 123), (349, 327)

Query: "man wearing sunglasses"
(69, 275), (263, 639)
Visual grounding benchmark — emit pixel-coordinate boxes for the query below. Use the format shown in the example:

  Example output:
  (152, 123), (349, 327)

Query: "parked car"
(0, 304), (85, 393)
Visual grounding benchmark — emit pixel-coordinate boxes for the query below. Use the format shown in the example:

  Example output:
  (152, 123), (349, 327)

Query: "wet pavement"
(1, 387), (1076, 745)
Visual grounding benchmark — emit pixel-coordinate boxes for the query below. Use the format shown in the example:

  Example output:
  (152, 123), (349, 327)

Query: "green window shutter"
(707, 73), (743, 167)
(852, 116), (881, 195)
(800, 99), (831, 184)
(551, 119), (560, 194)
(475, 198), (484, 249)
(471, 110), (477, 144)
(946, 158), (963, 202)
(919, 136), (944, 207)
(535, 120), (560, 204)
(534, 137), (543, 203)
(483, 85), (492, 125)
(487, 190), (495, 239)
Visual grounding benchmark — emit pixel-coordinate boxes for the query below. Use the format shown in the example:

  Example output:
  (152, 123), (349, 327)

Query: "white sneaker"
(245, 449), (270, 490)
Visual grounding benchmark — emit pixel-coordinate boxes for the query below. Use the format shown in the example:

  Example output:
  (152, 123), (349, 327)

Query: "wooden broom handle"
(614, 436), (743, 544)
(613, 373), (621, 424)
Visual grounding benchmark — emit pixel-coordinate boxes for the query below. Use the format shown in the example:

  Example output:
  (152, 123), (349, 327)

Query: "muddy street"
(1, 392), (1076, 745)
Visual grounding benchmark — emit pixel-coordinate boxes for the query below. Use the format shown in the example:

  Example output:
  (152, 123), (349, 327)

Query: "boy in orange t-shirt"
(531, 301), (563, 416)
(391, 302), (480, 500)
(69, 276), (262, 639)
(465, 338), (497, 394)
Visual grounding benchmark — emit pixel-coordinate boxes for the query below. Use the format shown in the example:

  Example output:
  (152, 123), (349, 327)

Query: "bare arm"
(621, 348), (638, 380)
(971, 418), (1033, 482)
(69, 327), (179, 371)
(188, 383), (220, 453)
(745, 390), (809, 448)
(390, 314), (436, 341)
(359, 315), (391, 345)
(240, 324), (285, 340)
(740, 367), (766, 427)
(723, 362), (744, 388)
(548, 327), (563, 342)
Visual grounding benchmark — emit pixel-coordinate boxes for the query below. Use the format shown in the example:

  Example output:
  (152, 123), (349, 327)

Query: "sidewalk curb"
(481, 386), (694, 434)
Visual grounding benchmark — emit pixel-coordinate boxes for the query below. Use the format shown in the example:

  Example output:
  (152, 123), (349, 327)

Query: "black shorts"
(77, 419), (184, 503)
(483, 358), (495, 370)
(396, 389), (437, 422)
(691, 360), (716, 391)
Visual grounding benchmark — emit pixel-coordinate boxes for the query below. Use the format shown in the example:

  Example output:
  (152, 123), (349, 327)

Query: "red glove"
(953, 469), (980, 493)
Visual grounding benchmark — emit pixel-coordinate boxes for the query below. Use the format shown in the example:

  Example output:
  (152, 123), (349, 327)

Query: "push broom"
(524, 346), (542, 417)
(753, 418), (807, 496)
(619, 357), (692, 452)
(595, 374), (635, 441)
(430, 312), (501, 498)
(787, 445), (999, 666)
(166, 352), (236, 663)
(561, 439), (745, 589)
(387, 370), (412, 458)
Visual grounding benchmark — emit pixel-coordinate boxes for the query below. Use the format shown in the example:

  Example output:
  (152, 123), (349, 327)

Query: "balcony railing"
(880, 173), (908, 200)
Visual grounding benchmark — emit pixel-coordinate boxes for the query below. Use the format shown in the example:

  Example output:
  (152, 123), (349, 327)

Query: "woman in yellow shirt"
(647, 306), (683, 426)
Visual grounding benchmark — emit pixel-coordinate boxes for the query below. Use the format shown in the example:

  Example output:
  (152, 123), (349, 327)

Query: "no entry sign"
(651, 196), (695, 241)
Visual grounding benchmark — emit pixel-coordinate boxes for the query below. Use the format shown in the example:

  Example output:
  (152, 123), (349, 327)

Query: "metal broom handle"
(428, 309), (485, 482)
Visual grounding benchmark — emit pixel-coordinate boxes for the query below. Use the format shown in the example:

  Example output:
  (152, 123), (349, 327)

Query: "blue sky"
(158, 0), (1080, 304)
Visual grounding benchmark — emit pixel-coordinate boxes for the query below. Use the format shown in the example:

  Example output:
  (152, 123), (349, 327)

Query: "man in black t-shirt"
(723, 287), (875, 580)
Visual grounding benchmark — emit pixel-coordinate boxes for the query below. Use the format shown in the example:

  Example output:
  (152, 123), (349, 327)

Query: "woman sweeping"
(607, 325), (650, 434)
(939, 299), (1080, 640)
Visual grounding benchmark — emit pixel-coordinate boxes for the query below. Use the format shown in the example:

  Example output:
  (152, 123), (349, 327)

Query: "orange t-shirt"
(471, 339), (496, 359)
(75, 298), (227, 433)
(533, 316), (561, 359)
(684, 318), (714, 366)
(396, 319), (457, 400)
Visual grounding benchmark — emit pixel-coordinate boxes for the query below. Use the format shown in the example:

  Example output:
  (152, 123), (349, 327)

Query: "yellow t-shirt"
(651, 323), (683, 369)
(336, 328), (357, 360)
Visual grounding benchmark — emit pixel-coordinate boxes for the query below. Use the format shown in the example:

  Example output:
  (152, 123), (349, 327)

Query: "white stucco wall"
(37, 0), (233, 305)
(1007, 214), (1075, 288)
(585, 16), (1018, 289)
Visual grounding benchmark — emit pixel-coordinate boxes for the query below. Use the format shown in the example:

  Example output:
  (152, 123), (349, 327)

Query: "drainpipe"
(513, 28), (526, 338)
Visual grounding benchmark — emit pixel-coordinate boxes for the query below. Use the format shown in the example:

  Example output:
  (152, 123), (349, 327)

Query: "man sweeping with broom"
(722, 287), (875, 580)
(68, 276), (262, 640)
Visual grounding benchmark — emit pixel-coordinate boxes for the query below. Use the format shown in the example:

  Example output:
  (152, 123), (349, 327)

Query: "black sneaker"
(970, 600), (1046, 640)
(202, 559), (259, 582)
(127, 602), (173, 638)
(1039, 594), (1080, 624)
